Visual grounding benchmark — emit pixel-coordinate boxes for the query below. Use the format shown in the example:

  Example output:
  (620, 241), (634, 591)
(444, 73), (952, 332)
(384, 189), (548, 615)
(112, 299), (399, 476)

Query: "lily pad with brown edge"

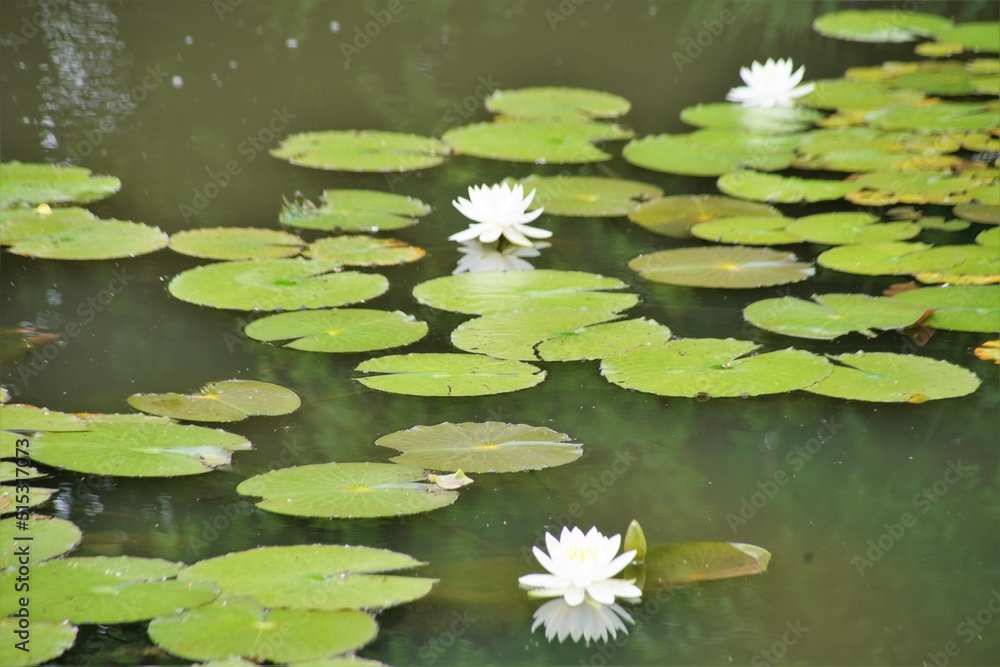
(627, 195), (783, 239)
(0, 161), (120, 208)
(237, 462), (458, 519)
(864, 102), (999, 133)
(812, 9), (952, 43)
(306, 235), (425, 266)
(517, 175), (662, 217)
(279, 190), (431, 233)
(244, 309), (428, 353)
(441, 121), (633, 164)
(485, 87), (631, 121)
(628, 246), (814, 288)
(168, 259), (389, 311)
(804, 352), (981, 402)
(643, 542), (771, 588)
(784, 213), (921, 245)
(933, 22), (1000, 53)
(148, 596), (377, 664)
(0, 207), (168, 260)
(816, 242), (967, 276)
(717, 170), (857, 204)
(0, 619), (76, 667)
(536, 317), (674, 361)
(743, 294), (929, 340)
(600, 339), (832, 398)
(169, 228), (305, 260)
(450, 308), (621, 361)
(691, 216), (800, 245)
(354, 353), (546, 397)
(954, 203), (1000, 224)
(375, 422), (582, 473)
(621, 131), (799, 176)
(0, 515), (81, 568)
(679, 103), (822, 134)
(848, 170), (994, 206)
(891, 285), (1000, 332)
(915, 244), (999, 284)
(127, 380), (300, 423)
(0, 488), (54, 516)
(412, 269), (637, 315)
(270, 130), (448, 172)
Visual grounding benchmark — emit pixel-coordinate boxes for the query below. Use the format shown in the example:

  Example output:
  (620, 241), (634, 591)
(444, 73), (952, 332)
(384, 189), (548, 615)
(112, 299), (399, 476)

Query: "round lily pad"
(954, 203), (1000, 224)
(645, 542), (771, 587)
(279, 190), (431, 233)
(354, 353), (546, 396)
(537, 317), (674, 361)
(30, 421), (252, 477)
(0, 556), (219, 624)
(375, 422), (582, 473)
(270, 130), (448, 172)
(813, 10), (953, 42)
(1, 207), (168, 260)
(865, 103), (999, 132)
(485, 87), (631, 120)
(743, 294), (929, 340)
(691, 216), (800, 245)
(919, 217), (970, 232)
(517, 175), (662, 217)
(629, 246), (814, 288)
(168, 259), (388, 311)
(628, 195), (782, 239)
(169, 228), (305, 260)
(237, 462), (458, 519)
(891, 285), (999, 332)
(442, 121), (632, 163)
(413, 269), (636, 314)
(600, 338), (832, 398)
(0, 515), (81, 568)
(306, 235), (425, 266)
(784, 213), (921, 245)
(0, 161), (120, 208)
(0, 619), (76, 667)
(127, 380), (300, 423)
(805, 352), (981, 402)
(817, 242), (967, 276)
(0, 488), (54, 516)
(244, 309), (427, 353)
(680, 103), (822, 134)
(798, 80), (924, 111)
(915, 244), (999, 284)
(976, 226), (999, 248)
(451, 308), (620, 360)
(0, 404), (86, 432)
(148, 596), (376, 663)
(934, 22), (1000, 53)
(623, 132), (799, 176)
(717, 170), (857, 203)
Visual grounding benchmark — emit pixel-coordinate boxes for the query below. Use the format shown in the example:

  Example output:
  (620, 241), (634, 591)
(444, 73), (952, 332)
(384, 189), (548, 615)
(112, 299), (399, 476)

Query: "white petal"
(478, 226), (503, 244)
(516, 223), (552, 239)
(519, 573), (566, 590)
(503, 226), (534, 247)
(448, 226), (484, 242)
(564, 586), (586, 606)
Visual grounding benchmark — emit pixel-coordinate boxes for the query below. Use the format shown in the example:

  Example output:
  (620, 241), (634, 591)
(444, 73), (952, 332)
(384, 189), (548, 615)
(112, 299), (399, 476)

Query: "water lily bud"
(624, 520), (647, 563)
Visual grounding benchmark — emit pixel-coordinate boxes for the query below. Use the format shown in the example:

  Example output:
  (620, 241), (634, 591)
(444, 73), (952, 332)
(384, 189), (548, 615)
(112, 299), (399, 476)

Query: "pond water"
(1, 1), (999, 665)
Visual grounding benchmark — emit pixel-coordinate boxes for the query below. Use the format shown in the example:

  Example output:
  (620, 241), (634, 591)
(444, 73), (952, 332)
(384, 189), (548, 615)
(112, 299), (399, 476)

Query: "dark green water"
(1, 1), (999, 665)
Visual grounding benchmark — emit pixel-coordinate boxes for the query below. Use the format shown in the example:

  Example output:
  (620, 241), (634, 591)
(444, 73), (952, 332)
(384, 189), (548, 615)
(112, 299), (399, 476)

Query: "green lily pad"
(0, 488), (54, 516)
(954, 203), (1000, 224)
(934, 22), (1000, 53)
(0, 404), (87, 432)
(0, 461), (44, 482)
(817, 242), (967, 276)
(536, 317), (674, 361)
(628, 195), (782, 239)
(451, 308), (620, 361)
(375, 422), (582, 473)
(798, 79), (925, 111)
(717, 170), (857, 203)
(354, 353), (546, 397)
(30, 421), (251, 477)
(0, 161), (120, 208)
(891, 67), (1000, 96)
(601, 339), (832, 398)
(813, 9), (952, 42)
(442, 121), (632, 163)
(850, 170), (993, 206)
(0, 556), (219, 623)
(865, 102), (999, 132)
(127, 380), (300, 423)
(680, 103), (822, 134)
(413, 269), (636, 315)
(244, 309), (427, 353)
(805, 352), (981, 402)
(891, 285), (1000, 332)
(271, 130), (448, 172)
(237, 462), (458, 519)
(915, 244), (999, 284)
(306, 235), (425, 266)
(168, 259), (388, 311)
(169, 228), (305, 260)
(279, 190), (431, 233)
(629, 246), (814, 288)
(919, 217), (970, 232)
(644, 542), (771, 588)
(149, 596), (376, 663)
(0, 515), (82, 568)
(623, 131), (800, 176)
(691, 216), (800, 245)
(485, 87), (631, 120)
(0, 619), (76, 667)
(0, 207), (168, 260)
(743, 294), (929, 340)
(976, 226), (1000, 248)
(970, 184), (1000, 206)
(517, 175), (662, 216)
(784, 213), (921, 245)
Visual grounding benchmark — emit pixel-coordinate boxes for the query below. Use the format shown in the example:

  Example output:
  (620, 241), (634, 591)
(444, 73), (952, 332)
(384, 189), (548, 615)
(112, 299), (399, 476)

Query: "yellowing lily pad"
(237, 462), (458, 518)
(849, 170), (993, 206)
(628, 194), (782, 239)
(244, 309), (427, 353)
(127, 380), (300, 423)
(354, 353), (546, 397)
(812, 10), (952, 42)
(644, 542), (771, 587)
(1, 207), (168, 260)
(784, 213), (921, 245)
(375, 422), (582, 473)
(817, 242), (967, 276)
(279, 190), (431, 233)
(517, 175), (662, 216)
(680, 103), (821, 134)
(717, 170), (857, 203)
(629, 246), (814, 288)
(442, 121), (632, 163)
(0, 161), (120, 208)
(306, 235), (425, 266)
(891, 285), (1000, 332)
(450, 308), (620, 360)
(271, 130), (448, 172)
(0, 515), (81, 568)
(536, 317), (674, 361)
(691, 216), (800, 245)
(743, 294), (929, 340)
(169, 227), (305, 260)
(805, 352), (981, 402)
(974, 340), (1000, 363)
(0, 619), (76, 667)
(485, 87), (631, 121)
(168, 259), (388, 311)
(915, 244), (1000, 284)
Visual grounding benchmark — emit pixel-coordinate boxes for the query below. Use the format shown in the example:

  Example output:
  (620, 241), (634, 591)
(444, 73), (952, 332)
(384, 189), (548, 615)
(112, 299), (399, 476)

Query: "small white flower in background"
(531, 597), (634, 644)
(726, 58), (815, 108)
(519, 526), (641, 607)
(453, 240), (549, 274)
(449, 182), (550, 247)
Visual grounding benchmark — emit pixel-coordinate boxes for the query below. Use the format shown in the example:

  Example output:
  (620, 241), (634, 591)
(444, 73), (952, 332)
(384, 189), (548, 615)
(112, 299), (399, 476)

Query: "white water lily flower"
(531, 597), (634, 644)
(449, 182), (550, 247)
(726, 58), (815, 108)
(519, 526), (642, 607)
(453, 240), (548, 274)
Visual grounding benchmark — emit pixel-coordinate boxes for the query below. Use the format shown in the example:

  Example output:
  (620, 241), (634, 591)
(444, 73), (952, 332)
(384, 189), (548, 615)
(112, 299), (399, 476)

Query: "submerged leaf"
(644, 542), (771, 587)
